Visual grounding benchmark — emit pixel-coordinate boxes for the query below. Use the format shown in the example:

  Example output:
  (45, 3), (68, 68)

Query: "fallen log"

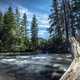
(60, 37), (80, 80)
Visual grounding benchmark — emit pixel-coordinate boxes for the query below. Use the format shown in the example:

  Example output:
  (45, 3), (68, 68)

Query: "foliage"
(72, 0), (80, 33)
(0, 7), (30, 52)
(49, 0), (65, 43)
(2, 7), (16, 51)
(31, 15), (38, 50)
(0, 0), (80, 53)
(48, 0), (80, 52)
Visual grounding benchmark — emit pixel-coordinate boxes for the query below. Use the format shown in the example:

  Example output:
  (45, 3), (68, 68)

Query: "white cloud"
(18, 5), (33, 19)
(0, 3), (49, 39)
(36, 13), (49, 28)
(18, 5), (49, 26)
(38, 30), (49, 39)
(18, 5), (49, 39)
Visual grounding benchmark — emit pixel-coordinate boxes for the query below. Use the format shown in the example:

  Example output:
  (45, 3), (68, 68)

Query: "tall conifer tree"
(31, 15), (38, 49)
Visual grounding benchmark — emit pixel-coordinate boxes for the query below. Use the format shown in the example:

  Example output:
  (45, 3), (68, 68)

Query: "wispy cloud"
(38, 30), (49, 39)
(18, 5), (49, 39)
(0, 4), (49, 39)
(0, 0), (50, 39)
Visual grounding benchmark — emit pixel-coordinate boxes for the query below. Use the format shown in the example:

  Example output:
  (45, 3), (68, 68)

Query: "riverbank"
(0, 52), (71, 56)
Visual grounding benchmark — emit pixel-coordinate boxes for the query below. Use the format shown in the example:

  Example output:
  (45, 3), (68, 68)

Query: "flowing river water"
(0, 53), (72, 80)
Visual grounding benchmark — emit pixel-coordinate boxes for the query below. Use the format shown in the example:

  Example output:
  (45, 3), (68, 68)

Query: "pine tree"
(49, 0), (73, 52)
(69, 0), (76, 37)
(19, 13), (28, 50)
(15, 8), (27, 51)
(31, 15), (38, 50)
(15, 8), (22, 50)
(72, 0), (80, 36)
(49, 0), (64, 42)
(22, 13), (28, 38)
(22, 13), (29, 49)
(16, 8), (20, 27)
(3, 6), (16, 51)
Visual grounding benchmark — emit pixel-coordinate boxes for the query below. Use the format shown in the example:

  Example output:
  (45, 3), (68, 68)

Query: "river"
(0, 53), (72, 80)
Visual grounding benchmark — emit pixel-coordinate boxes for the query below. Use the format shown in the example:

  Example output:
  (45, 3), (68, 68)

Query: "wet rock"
(0, 73), (16, 80)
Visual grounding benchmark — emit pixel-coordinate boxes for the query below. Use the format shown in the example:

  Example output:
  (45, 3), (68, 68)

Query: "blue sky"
(0, 0), (51, 39)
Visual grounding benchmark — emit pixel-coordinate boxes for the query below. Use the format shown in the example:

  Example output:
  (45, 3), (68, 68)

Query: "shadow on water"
(0, 53), (72, 80)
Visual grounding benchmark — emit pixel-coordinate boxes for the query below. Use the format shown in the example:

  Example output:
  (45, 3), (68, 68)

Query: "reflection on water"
(0, 53), (72, 80)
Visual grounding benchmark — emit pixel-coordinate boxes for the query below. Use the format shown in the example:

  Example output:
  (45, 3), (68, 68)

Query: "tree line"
(0, 0), (80, 53)
(0, 6), (40, 52)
